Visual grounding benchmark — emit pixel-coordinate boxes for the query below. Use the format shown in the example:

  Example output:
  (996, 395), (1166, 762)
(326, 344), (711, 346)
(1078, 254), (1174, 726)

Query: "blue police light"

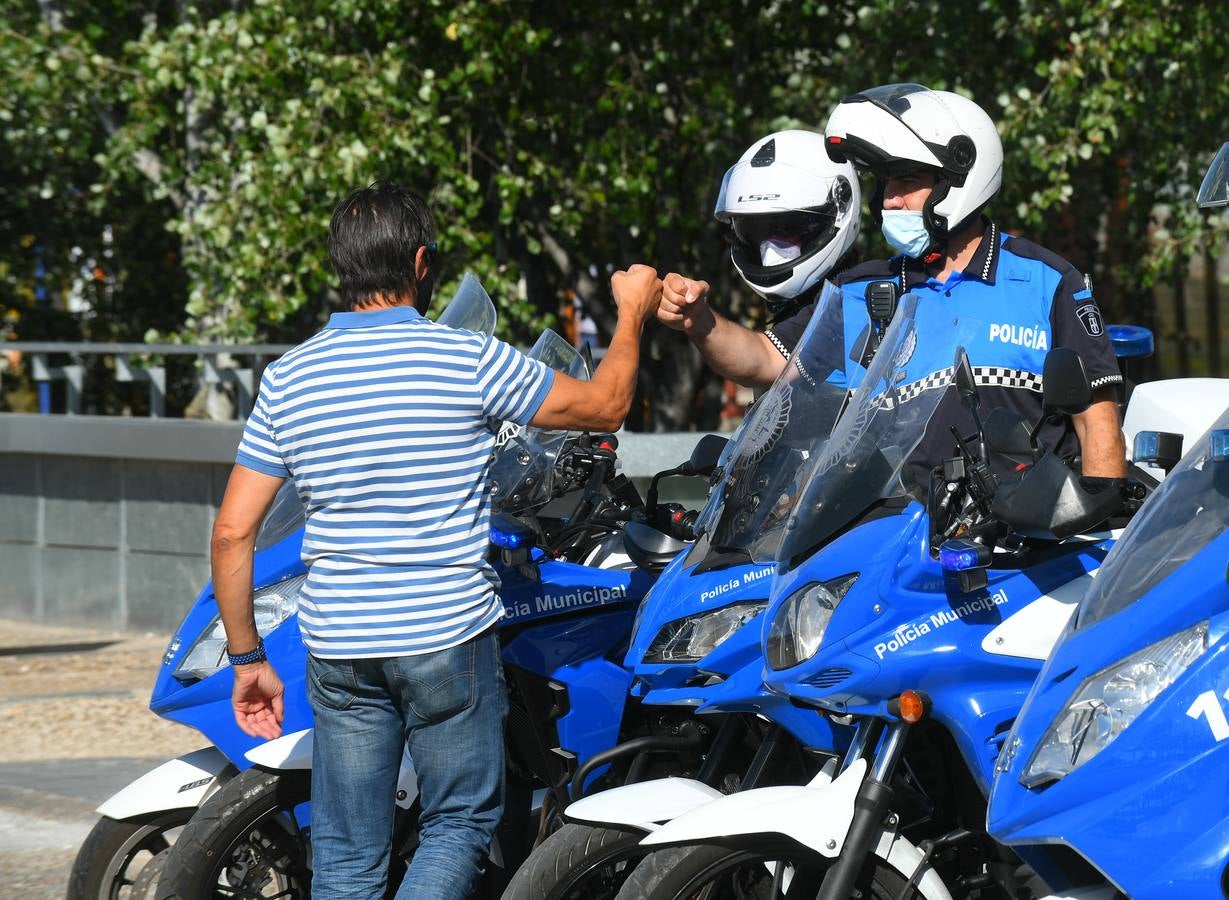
(1211, 429), (1229, 464)
(939, 538), (991, 572)
(1107, 324), (1154, 360)
(490, 528), (527, 550)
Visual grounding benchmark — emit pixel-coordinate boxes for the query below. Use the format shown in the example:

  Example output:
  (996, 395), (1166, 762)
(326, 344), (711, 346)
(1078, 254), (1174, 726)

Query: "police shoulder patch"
(1075, 300), (1104, 337)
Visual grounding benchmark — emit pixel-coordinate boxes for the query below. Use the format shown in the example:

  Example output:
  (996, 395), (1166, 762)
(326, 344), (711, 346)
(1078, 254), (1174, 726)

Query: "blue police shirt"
(765, 220), (1122, 484)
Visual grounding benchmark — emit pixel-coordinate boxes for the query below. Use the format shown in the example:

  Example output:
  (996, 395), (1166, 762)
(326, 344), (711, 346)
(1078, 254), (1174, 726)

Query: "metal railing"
(4, 342), (294, 418)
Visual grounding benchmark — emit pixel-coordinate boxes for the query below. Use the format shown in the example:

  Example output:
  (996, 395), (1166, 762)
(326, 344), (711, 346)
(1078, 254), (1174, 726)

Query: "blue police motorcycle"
(68, 277), (695, 899)
(984, 143), (1229, 900)
(986, 409), (1229, 899)
(609, 293), (1162, 899)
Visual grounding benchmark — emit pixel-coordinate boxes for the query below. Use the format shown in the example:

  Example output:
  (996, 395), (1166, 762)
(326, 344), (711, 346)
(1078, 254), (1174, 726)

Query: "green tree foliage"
(2, 0), (1226, 424)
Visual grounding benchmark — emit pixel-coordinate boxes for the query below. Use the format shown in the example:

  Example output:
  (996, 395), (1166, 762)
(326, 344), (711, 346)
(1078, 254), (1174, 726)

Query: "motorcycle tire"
(501, 823), (648, 900)
(67, 811), (193, 900)
(613, 842), (907, 900)
(154, 767), (312, 900)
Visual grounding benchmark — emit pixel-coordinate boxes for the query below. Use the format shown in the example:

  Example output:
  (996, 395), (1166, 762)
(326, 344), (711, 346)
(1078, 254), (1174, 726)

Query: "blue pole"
(35, 248), (50, 414)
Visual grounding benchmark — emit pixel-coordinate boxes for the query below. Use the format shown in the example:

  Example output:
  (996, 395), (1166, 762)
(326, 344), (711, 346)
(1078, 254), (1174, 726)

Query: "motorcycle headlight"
(173, 574), (307, 681)
(642, 601), (766, 664)
(1021, 622), (1207, 787)
(766, 574), (859, 671)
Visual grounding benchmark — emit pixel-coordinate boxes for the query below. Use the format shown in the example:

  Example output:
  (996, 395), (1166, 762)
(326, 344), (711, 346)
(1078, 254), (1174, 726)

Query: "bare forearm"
(211, 532), (260, 652)
(1075, 398), (1127, 477)
(586, 317), (645, 428)
(689, 312), (787, 388)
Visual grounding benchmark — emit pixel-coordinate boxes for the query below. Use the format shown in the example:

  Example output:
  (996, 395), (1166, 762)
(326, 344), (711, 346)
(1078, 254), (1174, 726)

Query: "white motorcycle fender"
(565, 757), (838, 833)
(244, 728), (314, 769)
(640, 760), (953, 900)
(96, 746), (232, 820)
(244, 728), (419, 809)
(564, 777), (726, 833)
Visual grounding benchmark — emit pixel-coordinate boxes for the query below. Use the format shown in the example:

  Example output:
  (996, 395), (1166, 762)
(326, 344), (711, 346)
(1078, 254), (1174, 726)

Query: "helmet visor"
(729, 209), (838, 258)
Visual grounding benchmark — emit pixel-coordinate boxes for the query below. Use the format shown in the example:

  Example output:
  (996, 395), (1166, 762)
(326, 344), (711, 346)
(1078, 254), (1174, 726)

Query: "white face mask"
(760, 238), (802, 267)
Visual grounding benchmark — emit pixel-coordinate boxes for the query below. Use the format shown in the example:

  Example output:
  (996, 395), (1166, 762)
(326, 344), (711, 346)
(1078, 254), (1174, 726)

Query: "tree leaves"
(2, 0), (1225, 420)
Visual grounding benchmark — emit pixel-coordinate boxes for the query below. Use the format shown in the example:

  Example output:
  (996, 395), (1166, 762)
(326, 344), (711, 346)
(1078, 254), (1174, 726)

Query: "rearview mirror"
(953, 348), (978, 411)
(1042, 348), (1093, 416)
(684, 434), (730, 478)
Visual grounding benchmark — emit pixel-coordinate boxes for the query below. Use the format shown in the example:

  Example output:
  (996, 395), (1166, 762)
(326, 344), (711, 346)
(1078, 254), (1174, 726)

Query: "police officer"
(666, 85), (1126, 479)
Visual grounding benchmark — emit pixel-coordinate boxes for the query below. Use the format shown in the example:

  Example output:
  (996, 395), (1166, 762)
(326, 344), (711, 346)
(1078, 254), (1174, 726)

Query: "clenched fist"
(611, 264), (663, 323)
(657, 273), (715, 336)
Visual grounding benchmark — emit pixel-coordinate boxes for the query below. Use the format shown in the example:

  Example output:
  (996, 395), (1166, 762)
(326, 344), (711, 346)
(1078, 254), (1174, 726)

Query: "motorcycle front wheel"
(613, 842), (907, 900)
(68, 811), (193, 900)
(154, 768), (311, 900)
(502, 822), (648, 900)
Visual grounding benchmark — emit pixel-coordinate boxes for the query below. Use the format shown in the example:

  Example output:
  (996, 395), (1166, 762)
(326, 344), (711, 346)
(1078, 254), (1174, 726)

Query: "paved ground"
(0, 618), (202, 898)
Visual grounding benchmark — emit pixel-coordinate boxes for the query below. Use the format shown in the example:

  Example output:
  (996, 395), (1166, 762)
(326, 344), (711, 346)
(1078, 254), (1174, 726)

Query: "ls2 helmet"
(824, 84), (1002, 259)
(715, 129), (860, 316)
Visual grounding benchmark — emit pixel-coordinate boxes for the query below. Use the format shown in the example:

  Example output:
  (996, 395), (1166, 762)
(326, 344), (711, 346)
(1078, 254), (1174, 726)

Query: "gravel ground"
(0, 620), (202, 763)
(0, 617), (204, 898)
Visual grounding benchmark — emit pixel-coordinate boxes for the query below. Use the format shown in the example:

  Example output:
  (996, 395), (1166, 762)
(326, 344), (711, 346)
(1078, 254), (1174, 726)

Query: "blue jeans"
(306, 627), (506, 899)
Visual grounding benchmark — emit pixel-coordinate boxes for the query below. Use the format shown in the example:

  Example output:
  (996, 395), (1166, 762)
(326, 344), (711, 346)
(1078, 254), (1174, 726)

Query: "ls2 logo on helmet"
(737, 193), (781, 203)
(1076, 302), (1104, 338)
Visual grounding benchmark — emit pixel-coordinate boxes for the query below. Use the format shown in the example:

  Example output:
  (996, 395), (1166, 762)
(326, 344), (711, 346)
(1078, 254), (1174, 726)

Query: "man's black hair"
(328, 180), (437, 310)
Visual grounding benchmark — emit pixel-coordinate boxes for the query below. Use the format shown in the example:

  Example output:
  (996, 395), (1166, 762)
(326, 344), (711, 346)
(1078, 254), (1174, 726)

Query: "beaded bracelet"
(227, 637), (267, 667)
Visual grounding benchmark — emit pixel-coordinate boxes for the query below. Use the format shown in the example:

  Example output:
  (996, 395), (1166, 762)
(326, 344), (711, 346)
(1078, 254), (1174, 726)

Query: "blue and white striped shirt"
(235, 305), (554, 659)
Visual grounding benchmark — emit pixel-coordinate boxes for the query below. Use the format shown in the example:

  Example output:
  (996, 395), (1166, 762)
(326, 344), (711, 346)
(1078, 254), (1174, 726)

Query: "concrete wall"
(0, 415), (246, 631)
(0, 413), (716, 632)
(0, 453), (232, 631)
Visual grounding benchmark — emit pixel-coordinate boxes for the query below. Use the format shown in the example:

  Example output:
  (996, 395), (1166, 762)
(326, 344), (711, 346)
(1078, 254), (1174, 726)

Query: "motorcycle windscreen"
(489, 329), (589, 513)
(1197, 142), (1229, 209)
(434, 271), (498, 334)
(1073, 408), (1229, 632)
(691, 281), (858, 560)
(772, 294), (981, 565)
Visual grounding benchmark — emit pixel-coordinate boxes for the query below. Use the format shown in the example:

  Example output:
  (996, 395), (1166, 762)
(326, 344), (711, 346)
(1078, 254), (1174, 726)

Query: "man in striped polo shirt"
(209, 181), (662, 899)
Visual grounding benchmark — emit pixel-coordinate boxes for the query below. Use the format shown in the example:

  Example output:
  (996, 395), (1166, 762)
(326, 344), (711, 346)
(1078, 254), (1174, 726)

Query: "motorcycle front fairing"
(626, 281), (862, 711)
(756, 289), (1110, 788)
(767, 509), (1108, 793)
(988, 412), (1229, 898)
(151, 524), (312, 766)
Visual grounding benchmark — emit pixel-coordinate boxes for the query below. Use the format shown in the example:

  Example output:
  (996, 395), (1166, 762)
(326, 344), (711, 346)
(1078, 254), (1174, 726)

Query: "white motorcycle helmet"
(824, 84), (1002, 257)
(714, 129), (860, 315)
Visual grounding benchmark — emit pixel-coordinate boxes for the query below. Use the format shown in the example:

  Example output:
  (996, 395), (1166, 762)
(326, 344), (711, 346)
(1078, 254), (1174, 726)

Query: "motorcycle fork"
(817, 719), (909, 900)
(692, 713), (749, 787)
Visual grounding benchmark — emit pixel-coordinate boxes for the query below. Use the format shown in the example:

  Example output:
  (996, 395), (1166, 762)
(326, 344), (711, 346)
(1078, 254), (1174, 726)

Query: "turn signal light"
(888, 690), (931, 724)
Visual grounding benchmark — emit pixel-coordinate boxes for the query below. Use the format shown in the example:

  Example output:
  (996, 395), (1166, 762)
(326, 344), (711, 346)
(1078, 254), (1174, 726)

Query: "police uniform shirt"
(764, 220), (1123, 485)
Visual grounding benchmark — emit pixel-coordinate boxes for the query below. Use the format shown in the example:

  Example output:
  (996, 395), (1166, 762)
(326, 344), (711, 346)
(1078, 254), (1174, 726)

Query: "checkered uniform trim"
(895, 366), (956, 404)
(792, 355), (816, 387)
(970, 366), (1045, 393)
(765, 328), (791, 360)
(1091, 374), (1124, 389)
(889, 365), (1046, 406)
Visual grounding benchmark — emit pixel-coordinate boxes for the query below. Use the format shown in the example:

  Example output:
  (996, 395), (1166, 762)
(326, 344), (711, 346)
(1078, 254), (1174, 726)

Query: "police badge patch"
(1076, 302), (1104, 337)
